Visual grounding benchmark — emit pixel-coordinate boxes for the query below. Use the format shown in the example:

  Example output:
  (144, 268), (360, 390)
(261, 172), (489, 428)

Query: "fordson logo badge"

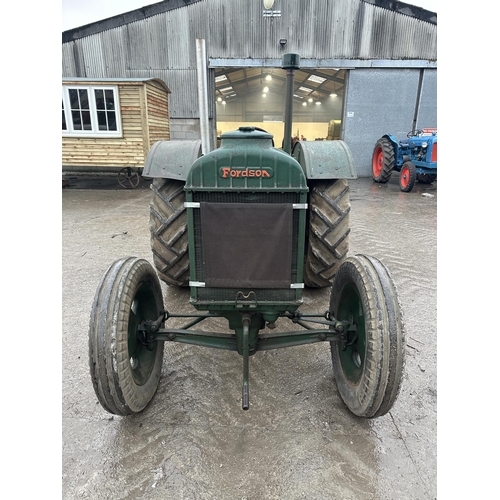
(220, 167), (274, 178)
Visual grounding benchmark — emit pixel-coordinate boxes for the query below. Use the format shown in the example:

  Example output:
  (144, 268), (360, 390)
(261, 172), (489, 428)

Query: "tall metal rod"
(411, 68), (424, 135)
(283, 69), (295, 154)
(196, 38), (210, 154)
(282, 53), (300, 154)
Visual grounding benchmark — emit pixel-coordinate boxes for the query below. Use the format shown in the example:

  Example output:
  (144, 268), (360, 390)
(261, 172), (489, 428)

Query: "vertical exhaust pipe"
(282, 53), (300, 155)
(196, 38), (210, 154)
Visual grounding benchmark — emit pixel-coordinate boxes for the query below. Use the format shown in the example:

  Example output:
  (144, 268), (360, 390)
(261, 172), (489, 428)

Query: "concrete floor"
(62, 175), (437, 499)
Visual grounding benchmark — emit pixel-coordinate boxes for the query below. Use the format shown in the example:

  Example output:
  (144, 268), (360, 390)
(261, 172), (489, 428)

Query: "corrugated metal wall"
(343, 67), (437, 176)
(62, 0), (437, 120)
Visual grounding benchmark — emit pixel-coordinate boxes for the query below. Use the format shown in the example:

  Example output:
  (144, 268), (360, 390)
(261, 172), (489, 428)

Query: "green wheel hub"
(335, 283), (366, 384)
(128, 283), (161, 386)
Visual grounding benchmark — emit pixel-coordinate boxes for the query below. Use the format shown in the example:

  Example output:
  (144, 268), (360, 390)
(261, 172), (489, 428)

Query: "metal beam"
(209, 58), (437, 68)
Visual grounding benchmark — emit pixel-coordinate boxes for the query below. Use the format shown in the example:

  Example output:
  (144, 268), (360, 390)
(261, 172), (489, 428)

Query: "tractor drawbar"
(242, 313), (251, 410)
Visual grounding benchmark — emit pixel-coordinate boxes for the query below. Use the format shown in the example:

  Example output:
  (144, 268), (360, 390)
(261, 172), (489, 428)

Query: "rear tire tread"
(372, 137), (395, 183)
(149, 179), (190, 286)
(304, 179), (351, 288)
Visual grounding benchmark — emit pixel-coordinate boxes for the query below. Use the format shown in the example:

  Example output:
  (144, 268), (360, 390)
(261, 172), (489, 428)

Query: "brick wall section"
(170, 119), (200, 140)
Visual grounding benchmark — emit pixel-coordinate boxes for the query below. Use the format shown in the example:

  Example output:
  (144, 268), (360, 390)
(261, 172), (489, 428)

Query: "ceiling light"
(262, 93), (267, 97)
(222, 101), (226, 105)
(302, 102), (307, 106)
(308, 75), (326, 84)
(330, 93), (337, 97)
(315, 101), (321, 105)
(263, 86), (269, 92)
(308, 98), (313, 103)
(299, 86), (313, 93)
(217, 97), (222, 102)
(265, 75), (272, 81)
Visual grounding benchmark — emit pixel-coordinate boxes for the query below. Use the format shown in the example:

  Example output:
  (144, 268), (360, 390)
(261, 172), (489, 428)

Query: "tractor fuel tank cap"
(220, 126), (275, 147)
(221, 127), (274, 140)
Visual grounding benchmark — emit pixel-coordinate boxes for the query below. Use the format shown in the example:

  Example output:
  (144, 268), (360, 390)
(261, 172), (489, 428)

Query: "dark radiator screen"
(200, 202), (293, 288)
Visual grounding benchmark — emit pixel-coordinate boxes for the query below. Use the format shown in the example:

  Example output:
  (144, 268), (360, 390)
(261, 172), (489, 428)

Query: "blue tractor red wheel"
(399, 161), (416, 192)
(372, 137), (395, 183)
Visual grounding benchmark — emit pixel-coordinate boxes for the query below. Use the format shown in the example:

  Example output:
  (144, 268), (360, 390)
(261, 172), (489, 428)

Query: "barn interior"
(215, 67), (346, 146)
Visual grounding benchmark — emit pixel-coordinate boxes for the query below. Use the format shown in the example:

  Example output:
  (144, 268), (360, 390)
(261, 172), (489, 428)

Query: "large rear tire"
(303, 179), (350, 288)
(372, 137), (395, 183)
(89, 257), (165, 416)
(329, 255), (405, 418)
(149, 178), (190, 287)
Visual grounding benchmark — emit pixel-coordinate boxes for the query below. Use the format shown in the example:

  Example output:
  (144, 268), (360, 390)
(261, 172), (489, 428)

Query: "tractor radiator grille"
(192, 191), (301, 303)
(194, 192), (300, 204)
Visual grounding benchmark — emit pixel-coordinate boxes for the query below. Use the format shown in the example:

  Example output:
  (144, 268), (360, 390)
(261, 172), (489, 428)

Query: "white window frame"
(62, 85), (122, 137)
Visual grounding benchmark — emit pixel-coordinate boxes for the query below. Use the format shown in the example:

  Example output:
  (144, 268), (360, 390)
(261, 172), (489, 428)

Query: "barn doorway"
(214, 67), (346, 148)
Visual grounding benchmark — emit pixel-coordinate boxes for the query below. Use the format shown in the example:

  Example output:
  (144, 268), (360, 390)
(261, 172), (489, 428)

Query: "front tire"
(329, 255), (405, 418)
(303, 179), (350, 288)
(89, 257), (165, 415)
(399, 161), (417, 192)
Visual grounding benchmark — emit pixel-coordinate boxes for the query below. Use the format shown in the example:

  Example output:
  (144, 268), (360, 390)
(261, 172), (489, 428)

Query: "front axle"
(138, 310), (353, 410)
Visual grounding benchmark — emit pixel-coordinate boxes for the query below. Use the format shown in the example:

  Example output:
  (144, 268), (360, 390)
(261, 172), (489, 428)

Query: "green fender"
(142, 140), (202, 181)
(292, 140), (357, 180)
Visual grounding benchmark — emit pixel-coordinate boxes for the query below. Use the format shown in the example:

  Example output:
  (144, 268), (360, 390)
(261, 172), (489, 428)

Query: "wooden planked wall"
(62, 81), (170, 170)
(146, 80), (170, 148)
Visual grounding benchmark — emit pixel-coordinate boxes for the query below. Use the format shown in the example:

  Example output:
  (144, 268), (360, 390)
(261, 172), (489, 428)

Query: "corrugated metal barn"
(62, 0), (437, 176)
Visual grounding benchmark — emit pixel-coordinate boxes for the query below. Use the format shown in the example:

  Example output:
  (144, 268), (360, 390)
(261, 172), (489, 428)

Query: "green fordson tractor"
(89, 55), (405, 418)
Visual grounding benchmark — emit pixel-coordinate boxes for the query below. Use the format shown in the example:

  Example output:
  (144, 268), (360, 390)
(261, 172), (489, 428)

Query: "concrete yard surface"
(62, 176), (437, 499)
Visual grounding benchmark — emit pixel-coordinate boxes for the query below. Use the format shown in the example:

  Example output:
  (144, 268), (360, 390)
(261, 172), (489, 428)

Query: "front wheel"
(89, 257), (165, 415)
(399, 161), (416, 192)
(329, 255), (405, 418)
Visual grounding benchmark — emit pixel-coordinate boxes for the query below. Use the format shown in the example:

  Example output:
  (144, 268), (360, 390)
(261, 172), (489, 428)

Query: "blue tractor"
(372, 128), (437, 192)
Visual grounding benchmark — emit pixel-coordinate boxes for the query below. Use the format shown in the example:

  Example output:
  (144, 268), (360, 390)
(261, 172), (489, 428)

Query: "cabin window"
(62, 85), (121, 137)
(62, 100), (67, 131)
